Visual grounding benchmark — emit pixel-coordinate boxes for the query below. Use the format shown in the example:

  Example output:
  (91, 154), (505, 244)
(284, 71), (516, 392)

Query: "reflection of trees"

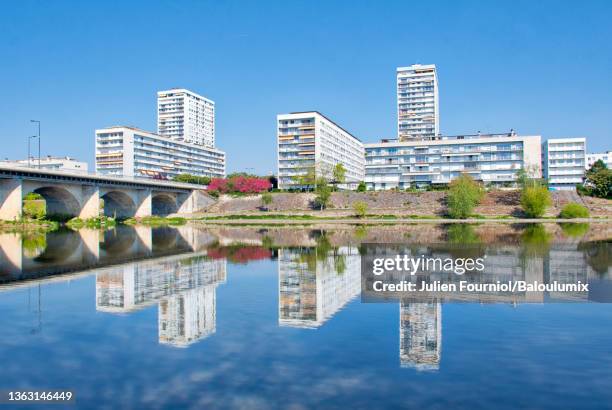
(22, 233), (46, 258)
(297, 231), (346, 274)
(444, 224), (485, 259)
(520, 224), (552, 257)
(353, 225), (368, 241)
(559, 223), (590, 238)
(517, 223), (552, 273)
(578, 240), (611, 277)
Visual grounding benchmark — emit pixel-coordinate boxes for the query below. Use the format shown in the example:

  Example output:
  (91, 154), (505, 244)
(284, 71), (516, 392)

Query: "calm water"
(0, 223), (611, 409)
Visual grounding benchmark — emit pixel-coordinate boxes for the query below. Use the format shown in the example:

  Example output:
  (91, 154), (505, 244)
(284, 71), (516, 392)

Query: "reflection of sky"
(1, 260), (612, 409)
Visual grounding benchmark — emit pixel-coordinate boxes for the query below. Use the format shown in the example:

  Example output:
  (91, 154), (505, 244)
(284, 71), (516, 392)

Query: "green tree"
(446, 174), (485, 219)
(356, 181), (367, 192)
(172, 174), (211, 185)
(293, 165), (316, 190)
(313, 177), (332, 210)
(582, 160), (611, 199)
(352, 201), (368, 218)
(520, 183), (551, 218)
(261, 192), (273, 211)
(332, 163), (346, 190)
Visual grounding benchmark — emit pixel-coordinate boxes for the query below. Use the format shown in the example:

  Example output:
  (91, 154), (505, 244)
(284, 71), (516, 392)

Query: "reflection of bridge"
(0, 166), (215, 219)
(0, 226), (217, 283)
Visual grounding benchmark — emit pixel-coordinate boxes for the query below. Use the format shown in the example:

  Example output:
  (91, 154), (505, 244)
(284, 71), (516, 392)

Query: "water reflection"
(400, 301), (441, 371)
(95, 255), (226, 347)
(0, 223), (610, 370)
(278, 246), (361, 328)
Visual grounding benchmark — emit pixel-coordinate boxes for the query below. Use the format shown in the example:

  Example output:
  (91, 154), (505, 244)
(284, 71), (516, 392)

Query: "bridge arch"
(101, 191), (137, 219)
(30, 186), (81, 220)
(152, 193), (178, 216)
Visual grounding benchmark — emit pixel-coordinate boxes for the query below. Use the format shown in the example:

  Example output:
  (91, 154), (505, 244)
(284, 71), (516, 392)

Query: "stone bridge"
(0, 166), (216, 220)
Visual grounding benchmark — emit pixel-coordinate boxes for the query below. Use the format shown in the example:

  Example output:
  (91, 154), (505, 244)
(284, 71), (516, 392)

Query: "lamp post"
(27, 136), (38, 168)
(30, 120), (41, 168)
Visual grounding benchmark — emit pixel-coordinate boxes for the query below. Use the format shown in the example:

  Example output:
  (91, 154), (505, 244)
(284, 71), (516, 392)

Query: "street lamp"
(30, 120), (41, 168)
(27, 136), (38, 168)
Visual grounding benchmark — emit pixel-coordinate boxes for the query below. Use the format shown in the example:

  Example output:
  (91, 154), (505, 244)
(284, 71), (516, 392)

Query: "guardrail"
(0, 164), (209, 191)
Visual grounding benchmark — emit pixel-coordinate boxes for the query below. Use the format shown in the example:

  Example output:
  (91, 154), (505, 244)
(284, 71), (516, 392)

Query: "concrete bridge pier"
(135, 189), (152, 218)
(0, 179), (23, 220)
(80, 186), (100, 219)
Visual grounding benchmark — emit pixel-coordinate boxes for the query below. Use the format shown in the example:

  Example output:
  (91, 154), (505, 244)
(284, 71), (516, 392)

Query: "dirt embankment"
(200, 190), (612, 218)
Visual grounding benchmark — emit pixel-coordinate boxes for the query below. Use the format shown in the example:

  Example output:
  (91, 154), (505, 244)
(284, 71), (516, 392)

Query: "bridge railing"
(0, 164), (210, 190)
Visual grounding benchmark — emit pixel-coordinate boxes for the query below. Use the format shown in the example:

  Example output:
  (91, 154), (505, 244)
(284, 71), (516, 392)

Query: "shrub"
(559, 203), (589, 219)
(173, 174), (211, 185)
(520, 184), (551, 218)
(353, 201), (368, 218)
(356, 181), (367, 192)
(208, 176), (272, 194)
(446, 174), (484, 219)
(23, 199), (45, 219)
(261, 192), (273, 211)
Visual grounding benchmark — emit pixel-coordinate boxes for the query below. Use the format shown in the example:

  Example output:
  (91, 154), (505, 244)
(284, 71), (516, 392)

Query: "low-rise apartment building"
(364, 132), (541, 190)
(95, 126), (225, 180)
(277, 112), (365, 190)
(586, 151), (612, 170)
(542, 138), (586, 190)
(0, 156), (88, 172)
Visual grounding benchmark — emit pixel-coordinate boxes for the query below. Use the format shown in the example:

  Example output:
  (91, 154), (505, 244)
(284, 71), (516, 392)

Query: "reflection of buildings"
(545, 243), (590, 301)
(96, 255), (226, 346)
(159, 286), (216, 347)
(399, 301), (441, 371)
(278, 247), (361, 328)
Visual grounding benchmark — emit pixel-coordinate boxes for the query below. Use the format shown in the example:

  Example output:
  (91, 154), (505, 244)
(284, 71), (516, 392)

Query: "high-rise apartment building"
(365, 132), (541, 190)
(277, 112), (365, 190)
(542, 138), (586, 190)
(157, 88), (215, 147)
(96, 126), (225, 179)
(397, 64), (439, 141)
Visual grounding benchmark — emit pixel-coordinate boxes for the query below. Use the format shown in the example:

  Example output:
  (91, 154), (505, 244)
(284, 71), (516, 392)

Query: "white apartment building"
(586, 151), (612, 170)
(0, 156), (88, 172)
(364, 132), (541, 190)
(397, 64), (439, 141)
(95, 126), (225, 180)
(277, 112), (365, 190)
(157, 88), (215, 147)
(542, 138), (586, 190)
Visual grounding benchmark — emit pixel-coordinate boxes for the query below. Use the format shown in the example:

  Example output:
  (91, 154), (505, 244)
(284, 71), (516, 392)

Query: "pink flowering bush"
(208, 176), (271, 194)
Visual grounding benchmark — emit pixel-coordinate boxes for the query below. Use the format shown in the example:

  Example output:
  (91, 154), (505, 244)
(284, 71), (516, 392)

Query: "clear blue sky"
(1, 0), (611, 174)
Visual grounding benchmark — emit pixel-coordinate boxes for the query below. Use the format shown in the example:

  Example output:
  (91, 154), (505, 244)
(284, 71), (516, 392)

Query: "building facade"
(157, 88), (215, 147)
(397, 64), (439, 141)
(542, 138), (586, 190)
(95, 126), (225, 180)
(0, 156), (88, 172)
(586, 151), (612, 170)
(277, 112), (365, 190)
(364, 133), (541, 190)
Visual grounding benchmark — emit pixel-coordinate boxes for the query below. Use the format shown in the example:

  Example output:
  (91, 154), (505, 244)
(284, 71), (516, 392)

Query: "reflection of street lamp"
(30, 120), (41, 168)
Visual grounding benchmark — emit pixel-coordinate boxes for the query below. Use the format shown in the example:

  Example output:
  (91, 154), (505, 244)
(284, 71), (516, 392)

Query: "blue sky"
(1, 0), (611, 174)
